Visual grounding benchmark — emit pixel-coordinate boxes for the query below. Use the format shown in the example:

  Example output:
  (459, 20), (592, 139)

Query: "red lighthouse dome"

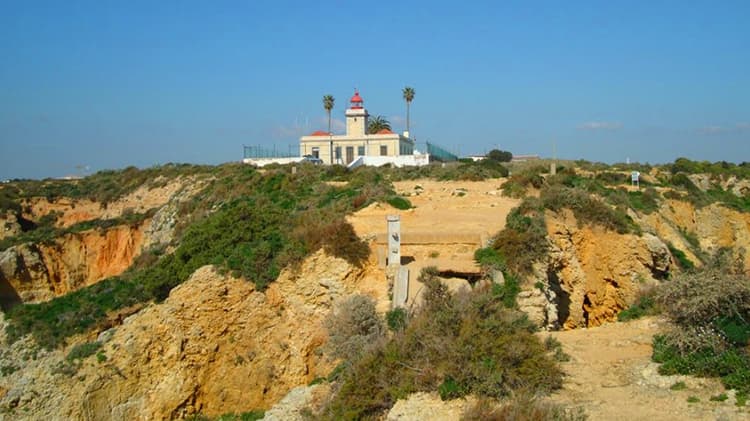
(349, 90), (364, 109)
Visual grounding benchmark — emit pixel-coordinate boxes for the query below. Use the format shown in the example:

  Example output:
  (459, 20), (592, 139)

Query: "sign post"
(631, 171), (640, 188)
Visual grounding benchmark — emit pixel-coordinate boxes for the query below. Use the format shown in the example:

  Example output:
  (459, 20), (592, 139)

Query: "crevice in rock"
(0, 272), (22, 311)
(436, 270), (482, 284)
(582, 294), (592, 327)
(547, 268), (569, 329)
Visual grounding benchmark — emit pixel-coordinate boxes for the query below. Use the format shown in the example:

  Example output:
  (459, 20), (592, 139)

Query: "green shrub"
(0, 364), (18, 377)
(438, 376), (464, 400)
(687, 396), (700, 403)
(385, 307), (408, 332)
(544, 336), (570, 362)
(540, 185), (637, 234)
(66, 341), (102, 361)
(386, 196), (412, 210)
(618, 293), (658, 322)
(474, 247), (506, 271)
(501, 168), (545, 198)
(215, 411), (265, 421)
(6, 277), (146, 349)
(320, 268), (563, 420)
(667, 243), (695, 271)
(710, 393), (728, 402)
(492, 275), (521, 309)
(324, 295), (385, 361)
(652, 266), (750, 394)
(670, 381), (687, 391)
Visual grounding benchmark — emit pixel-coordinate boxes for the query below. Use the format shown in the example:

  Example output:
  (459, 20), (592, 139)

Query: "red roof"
(350, 90), (364, 108)
(309, 130), (329, 136)
(376, 128), (394, 134)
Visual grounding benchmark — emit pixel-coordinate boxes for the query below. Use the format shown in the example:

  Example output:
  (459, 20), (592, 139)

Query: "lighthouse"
(345, 90), (369, 137)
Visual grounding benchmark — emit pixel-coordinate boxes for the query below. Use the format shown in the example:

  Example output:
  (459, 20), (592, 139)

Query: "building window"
(380, 145), (387, 156)
(311, 147), (319, 159)
(357, 146), (365, 156)
(335, 147), (341, 160)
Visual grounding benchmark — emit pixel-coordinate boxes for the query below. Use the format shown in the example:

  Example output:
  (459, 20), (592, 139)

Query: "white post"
(387, 215), (401, 267)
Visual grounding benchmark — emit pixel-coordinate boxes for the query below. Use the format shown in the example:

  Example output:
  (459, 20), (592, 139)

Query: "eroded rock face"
(0, 178), (204, 307)
(0, 223), (147, 307)
(0, 252), (374, 420)
(640, 201), (750, 272)
(21, 179), (193, 229)
(538, 210), (670, 329)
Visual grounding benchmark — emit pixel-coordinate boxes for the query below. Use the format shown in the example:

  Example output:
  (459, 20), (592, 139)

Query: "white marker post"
(631, 171), (640, 188)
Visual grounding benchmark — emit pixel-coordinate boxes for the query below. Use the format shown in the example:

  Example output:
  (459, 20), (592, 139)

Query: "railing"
(424, 142), (458, 162)
(243, 145), (297, 159)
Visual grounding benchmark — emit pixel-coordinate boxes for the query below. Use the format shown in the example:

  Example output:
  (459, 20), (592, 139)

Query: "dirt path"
(546, 317), (749, 420)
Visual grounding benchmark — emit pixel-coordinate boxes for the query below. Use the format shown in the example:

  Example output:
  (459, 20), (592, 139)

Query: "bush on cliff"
(651, 259), (750, 396)
(320, 268), (563, 420)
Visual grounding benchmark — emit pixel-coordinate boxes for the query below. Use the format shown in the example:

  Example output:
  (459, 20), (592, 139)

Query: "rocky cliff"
(0, 224), (147, 307)
(518, 199), (750, 331)
(0, 177), (203, 309)
(0, 251), (386, 420)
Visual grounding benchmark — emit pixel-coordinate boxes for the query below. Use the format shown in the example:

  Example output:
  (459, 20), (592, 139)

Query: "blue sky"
(1, 1), (748, 179)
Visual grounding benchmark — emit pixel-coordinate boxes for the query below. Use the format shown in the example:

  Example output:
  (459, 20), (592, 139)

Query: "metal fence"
(243, 145), (297, 159)
(425, 142), (459, 162)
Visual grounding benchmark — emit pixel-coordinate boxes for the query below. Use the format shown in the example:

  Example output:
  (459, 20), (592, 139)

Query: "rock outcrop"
(519, 209), (672, 330)
(0, 178), (204, 308)
(639, 200), (750, 272)
(0, 223), (147, 308)
(0, 251), (377, 420)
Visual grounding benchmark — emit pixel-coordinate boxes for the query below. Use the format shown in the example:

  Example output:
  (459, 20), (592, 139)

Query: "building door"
(346, 146), (354, 164)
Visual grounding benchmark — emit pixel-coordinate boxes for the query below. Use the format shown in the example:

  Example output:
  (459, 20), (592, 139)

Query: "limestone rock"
(542, 210), (668, 329)
(260, 384), (330, 421)
(0, 224), (148, 305)
(0, 212), (21, 241)
(0, 251), (373, 421)
(386, 392), (475, 421)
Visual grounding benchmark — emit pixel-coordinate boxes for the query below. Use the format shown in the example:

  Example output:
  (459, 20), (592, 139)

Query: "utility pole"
(550, 140), (557, 175)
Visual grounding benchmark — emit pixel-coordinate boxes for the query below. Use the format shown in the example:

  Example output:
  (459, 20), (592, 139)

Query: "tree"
(487, 149), (513, 162)
(367, 115), (391, 134)
(402, 86), (415, 135)
(323, 95), (335, 163)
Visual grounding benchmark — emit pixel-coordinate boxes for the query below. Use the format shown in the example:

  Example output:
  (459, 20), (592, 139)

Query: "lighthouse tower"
(345, 90), (369, 136)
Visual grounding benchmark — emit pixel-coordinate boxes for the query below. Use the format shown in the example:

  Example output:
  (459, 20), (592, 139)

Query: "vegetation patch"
(489, 198), (548, 275)
(667, 243), (696, 271)
(319, 268), (563, 420)
(386, 195), (412, 210)
(461, 395), (587, 421)
(5, 165), (380, 349)
(66, 341), (102, 361)
(618, 293), (658, 322)
(652, 263), (750, 395)
(540, 185), (637, 234)
(670, 381), (687, 391)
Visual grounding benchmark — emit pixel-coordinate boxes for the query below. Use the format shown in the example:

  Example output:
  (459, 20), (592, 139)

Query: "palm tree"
(323, 95), (335, 163)
(322, 95), (335, 134)
(368, 115), (392, 134)
(402, 86), (415, 135)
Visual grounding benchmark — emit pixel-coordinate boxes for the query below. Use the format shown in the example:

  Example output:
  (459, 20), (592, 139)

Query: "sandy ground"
(547, 317), (749, 421)
(347, 178), (519, 244)
(347, 178), (520, 270)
